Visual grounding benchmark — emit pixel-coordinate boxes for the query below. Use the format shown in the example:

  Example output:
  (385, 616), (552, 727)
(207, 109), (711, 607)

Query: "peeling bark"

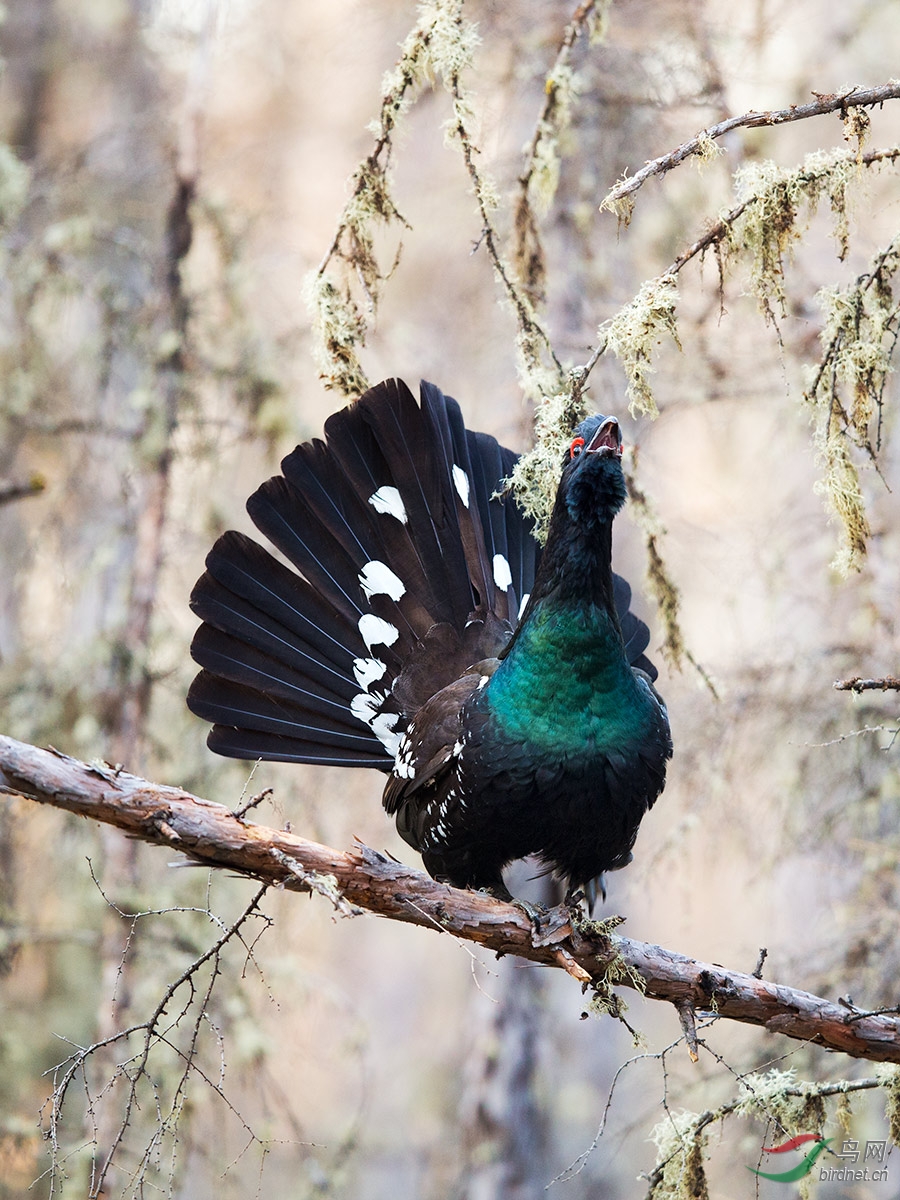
(2, 734), (899, 1064)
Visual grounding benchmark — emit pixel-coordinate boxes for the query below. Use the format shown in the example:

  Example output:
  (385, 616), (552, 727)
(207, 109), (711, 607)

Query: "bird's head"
(560, 414), (626, 529)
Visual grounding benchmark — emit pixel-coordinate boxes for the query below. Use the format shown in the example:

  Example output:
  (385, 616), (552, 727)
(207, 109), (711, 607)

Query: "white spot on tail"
(350, 692), (380, 724)
(353, 657), (386, 689)
(350, 692), (400, 754)
(517, 592), (530, 621)
(452, 464), (470, 507)
(370, 712), (401, 755)
(368, 485), (408, 524)
(358, 560), (406, 601)
(492, 553), (512, 591)
(358, 613), (399, 650)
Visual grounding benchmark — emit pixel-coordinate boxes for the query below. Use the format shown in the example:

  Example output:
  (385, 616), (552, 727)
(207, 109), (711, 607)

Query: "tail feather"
(187, 378), (660, 768)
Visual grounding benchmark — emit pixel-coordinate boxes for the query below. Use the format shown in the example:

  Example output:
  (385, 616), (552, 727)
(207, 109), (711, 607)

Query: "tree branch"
(601, 82), (900, 211)
(2, 734), (900, 1064)
(834, 675), (900, 692)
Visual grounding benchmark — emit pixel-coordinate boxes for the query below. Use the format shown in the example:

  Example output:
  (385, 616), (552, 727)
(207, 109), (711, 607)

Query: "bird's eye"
(569, 437), (585, 460)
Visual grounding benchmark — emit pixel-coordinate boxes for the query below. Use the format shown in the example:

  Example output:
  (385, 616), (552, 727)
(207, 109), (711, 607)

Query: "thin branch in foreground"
(834, 675), (900, 692)
(0, 474), (46, 505)
(600, 81), (900, 216)
(3, 735), (900, 1065)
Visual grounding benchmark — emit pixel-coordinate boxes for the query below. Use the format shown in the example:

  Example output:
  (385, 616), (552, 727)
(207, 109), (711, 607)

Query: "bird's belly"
(455, 739), (656, 881)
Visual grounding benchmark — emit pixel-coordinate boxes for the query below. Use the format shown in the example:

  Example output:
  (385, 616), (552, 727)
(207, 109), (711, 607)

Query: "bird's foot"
(475, 883), (550, 936)
(565, 875), (606, 915)
(511, 896), (550, 935)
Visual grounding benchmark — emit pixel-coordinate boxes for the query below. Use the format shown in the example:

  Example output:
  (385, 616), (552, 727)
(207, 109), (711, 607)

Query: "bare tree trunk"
(458, 960), (548, 1200)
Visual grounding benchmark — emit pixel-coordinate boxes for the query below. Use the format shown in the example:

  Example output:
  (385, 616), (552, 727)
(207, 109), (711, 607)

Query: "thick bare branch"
(2, 734), (900, 1063)
(601, 81), (900, 210)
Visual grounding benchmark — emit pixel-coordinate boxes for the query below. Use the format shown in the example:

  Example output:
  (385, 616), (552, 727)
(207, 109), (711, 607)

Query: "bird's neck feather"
(527, 500), (618, 618)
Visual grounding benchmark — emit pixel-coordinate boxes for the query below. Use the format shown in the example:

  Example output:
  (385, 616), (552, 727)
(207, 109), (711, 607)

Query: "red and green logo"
(747, 1134), (833, 1182)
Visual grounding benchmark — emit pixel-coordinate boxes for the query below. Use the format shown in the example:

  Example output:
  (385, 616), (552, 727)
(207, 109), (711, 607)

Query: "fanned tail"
(187, 378), (658, 769)
(189, 380), (534, 768)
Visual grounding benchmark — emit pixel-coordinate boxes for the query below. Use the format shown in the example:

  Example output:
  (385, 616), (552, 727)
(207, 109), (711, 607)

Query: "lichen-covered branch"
(3, 734), (900, 1064)
(513, 0), (610, 305)
(306, 3), (447, 395)
(600, 81), (900, 219)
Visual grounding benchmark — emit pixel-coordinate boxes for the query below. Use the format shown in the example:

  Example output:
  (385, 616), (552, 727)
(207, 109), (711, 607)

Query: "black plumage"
(188, 379), (672, 902)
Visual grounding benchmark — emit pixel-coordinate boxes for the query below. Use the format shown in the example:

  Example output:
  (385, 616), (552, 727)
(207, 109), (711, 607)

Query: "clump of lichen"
(735, 1069), (826, 1134)
(307, 0), (479, 394)
(506, 380), (590, 540)
(803, 237), (900, 572)
(648, 1110), (710, 1200)
(736, 1069), (830, 1200)
(602, 274), (681, 418)
(875, 1064), (900, 1145)
(726, 150), (860, 317)
(304, 274), (370, 398)
(625, 460), (685, 667)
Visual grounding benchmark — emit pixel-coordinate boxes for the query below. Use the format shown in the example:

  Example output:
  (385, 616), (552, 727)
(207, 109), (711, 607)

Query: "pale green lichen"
(874, 1064), (900, 1144)
(310, 1), (477, 392)
(736, 1069), (828, 1200)
(303, 272), (370, 397)
(802, 238), (900, 573)
(843, 104), (871, 163)
(598, 177), (636, 226)
(420, 0), (479, 81)
(0, 143), (30, 225)
(727, 150), (861, 310)
(587, 0), (613, 44)
(625, 459), (685, 667)
(528, 63), (579, 219)
(694, 130), (723, 165)
(648, 1110), (710, 1200)
(506, 380), (589, 540)
(602, 274), (681, 418)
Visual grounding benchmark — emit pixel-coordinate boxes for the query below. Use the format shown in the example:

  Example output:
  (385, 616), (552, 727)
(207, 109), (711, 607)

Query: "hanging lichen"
(304, 274), (370, 398)
(602, 274), (681, 418)
(648, 1110), (710, 1200)
(306, 1), (474, 394)
(803, 237), (900, 572)
(725, 150), (862, 316)
(505, 379), (590, 539)
(875, 1064), (900, 1144)
(625, 459), (685, 667)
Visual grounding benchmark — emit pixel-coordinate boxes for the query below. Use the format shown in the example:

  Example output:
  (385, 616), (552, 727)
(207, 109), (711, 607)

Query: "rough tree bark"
(2, 733), (899, 1065)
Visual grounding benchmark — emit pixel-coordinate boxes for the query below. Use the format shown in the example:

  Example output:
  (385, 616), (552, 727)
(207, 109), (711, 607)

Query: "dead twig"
(834, 675), (900, 692)
(601, 82), (900, 211)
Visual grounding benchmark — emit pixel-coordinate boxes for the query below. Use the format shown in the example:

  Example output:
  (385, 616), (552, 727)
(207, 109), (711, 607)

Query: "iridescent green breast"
(483, 602), (655, 755)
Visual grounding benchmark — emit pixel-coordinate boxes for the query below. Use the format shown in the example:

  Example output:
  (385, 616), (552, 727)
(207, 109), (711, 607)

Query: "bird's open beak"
(585, 417), (622, 458)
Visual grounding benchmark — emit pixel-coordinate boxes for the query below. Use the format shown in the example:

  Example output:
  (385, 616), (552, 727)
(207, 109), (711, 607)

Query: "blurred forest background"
(1, 0), (899, 1197)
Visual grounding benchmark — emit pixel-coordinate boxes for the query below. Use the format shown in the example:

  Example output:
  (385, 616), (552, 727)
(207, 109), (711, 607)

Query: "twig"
(0, 475), (45, 505)
(4, 734), (900, 1065)
(513, 0), (601, 302)
(601, 82), (900, 210)
(233, 787), (273, 820)
(448, 74), (564, 378)
(834, 675), (900, 692)
(577, 145), (900, 387)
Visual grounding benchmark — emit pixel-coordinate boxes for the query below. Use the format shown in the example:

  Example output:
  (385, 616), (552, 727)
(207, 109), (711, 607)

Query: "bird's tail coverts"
(188, 378), (659, 768)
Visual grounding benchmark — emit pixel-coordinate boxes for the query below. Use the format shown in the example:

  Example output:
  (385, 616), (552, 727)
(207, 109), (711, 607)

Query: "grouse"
(187, 378), (672, 905)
